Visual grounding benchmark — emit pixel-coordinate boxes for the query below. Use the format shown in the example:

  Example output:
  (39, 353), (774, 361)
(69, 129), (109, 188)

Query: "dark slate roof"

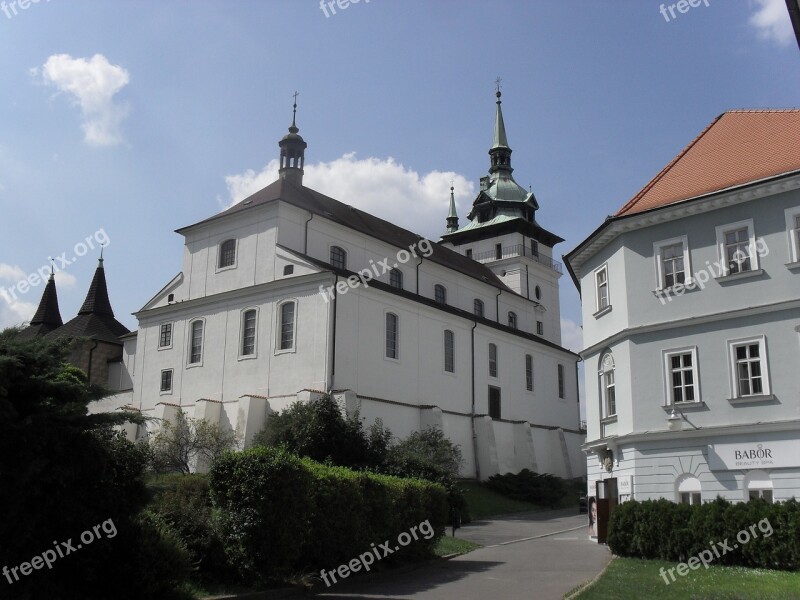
(48, 259), (130, 344)
(17, 274), (63, 339)
(177, 178), (514, 293)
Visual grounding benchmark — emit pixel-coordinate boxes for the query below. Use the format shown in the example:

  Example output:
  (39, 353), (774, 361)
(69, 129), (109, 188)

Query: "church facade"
(81, 94), (584, 480)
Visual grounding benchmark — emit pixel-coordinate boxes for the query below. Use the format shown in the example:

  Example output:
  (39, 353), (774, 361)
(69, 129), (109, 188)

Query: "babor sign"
(707, 439), (800, 471)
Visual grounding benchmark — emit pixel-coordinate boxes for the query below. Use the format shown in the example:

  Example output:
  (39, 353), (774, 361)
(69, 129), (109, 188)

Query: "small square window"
(283, 265), (294, 276)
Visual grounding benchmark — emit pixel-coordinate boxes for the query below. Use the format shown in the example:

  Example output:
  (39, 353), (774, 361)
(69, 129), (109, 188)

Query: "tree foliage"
(149, 409), (238, 474)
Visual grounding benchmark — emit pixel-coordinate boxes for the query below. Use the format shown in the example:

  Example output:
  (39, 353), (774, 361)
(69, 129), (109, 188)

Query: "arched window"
(600, 352), (616, 418)
(219, 239), (236, 269)
(508, 311), (517, 329)
(444, 330), (455, 373)
(474, 299), (484, 317)
(278, 301), (296, 351)
(241, 309), (257, 356)
(745, 470), (773, 502)
(389, 268), (403, 290)
(535, 285), (541, 300)
(330, 246), (347, 270)
(189, 319), (204, 364)
(385, 313), (398, 359)
(676, 474), (702, 505)
(434, 284), (447, 305)
(488, 343), (498, 378)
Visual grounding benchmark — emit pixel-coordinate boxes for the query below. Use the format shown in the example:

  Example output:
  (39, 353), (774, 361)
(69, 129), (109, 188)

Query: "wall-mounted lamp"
(667, 407), (699, 431)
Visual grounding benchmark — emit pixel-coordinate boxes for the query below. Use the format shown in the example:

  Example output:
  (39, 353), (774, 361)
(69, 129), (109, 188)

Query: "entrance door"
(595, 478), (618, 544)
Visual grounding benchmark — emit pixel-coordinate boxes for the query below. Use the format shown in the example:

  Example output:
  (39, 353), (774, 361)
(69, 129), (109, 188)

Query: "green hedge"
(484, 469), (569, 508)
(607, 497), (800, 570)
(209, 446), (448, 583)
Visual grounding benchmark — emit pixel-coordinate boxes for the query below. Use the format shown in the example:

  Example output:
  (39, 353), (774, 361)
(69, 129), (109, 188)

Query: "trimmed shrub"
(484, 469), (569, 508)
(607, 497), (800, 570)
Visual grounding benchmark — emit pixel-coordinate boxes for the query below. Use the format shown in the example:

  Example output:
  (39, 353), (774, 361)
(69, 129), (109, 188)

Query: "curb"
(482, 523), (587, 548)
(563, 554), (615, 600)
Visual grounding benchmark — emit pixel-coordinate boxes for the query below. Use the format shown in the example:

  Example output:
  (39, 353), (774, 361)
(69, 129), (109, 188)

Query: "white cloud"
(0, 263), (26, 281)
(223, 153), (475, 240)
(749, 0), (794, 45)
(0, 298), (37, 331)
(560, 317), (583, 354)
(54, 271), (77, 288)
(37, 54), (131, 146)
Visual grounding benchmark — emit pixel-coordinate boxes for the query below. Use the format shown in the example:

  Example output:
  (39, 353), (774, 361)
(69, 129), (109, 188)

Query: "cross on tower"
(495, 77), (502, 94)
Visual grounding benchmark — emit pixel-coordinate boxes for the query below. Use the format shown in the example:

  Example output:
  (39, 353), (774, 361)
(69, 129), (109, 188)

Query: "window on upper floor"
(241, 309), (257, 356)
(599, 351), (616, 418)
(786, 207), (800, 264)
(716, 220), (758, 275)
(728, 336), (770, 398)
(508, 311), (517, 329)
(218, 239), (236, 269)
(159, 323), (172, 348)
(389, 268), (403, 290)
(595, 264), (610, 313)
(654, 236), (692, 290)
(488, 343), (498, 378)
(278, 301), (297, 352)
(160, 369), (173, 393)
(444, 329), (455, 373)
(434, 284), (447, 305)
(663, 347), (699, 404)
(474, 299), (484, 317)
(558, 364), (565, 399)
(488, 386), (501, 419)
(385, 312), (399, 359)
(495, 243), (502, 260)
(525, 354), (533, 392)
(534, 285), (541, 300)
(531, 239), (539, 257)
(466, 249), (473, 259)
(330, 246), (347, 270)
(283, 265), (294, 276)
(189, 320), (204, 365)
(536, 320), (543, 336)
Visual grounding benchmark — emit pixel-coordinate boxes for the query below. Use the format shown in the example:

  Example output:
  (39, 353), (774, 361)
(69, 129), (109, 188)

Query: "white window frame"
(662, 346), (700, 406)
(187, 318), (205, 367)
(158, 322), (173, 350)
(239, 307), (259, 359)
(715, 219), (759, 276)
(276, 300), (298, 354)
(594, 264), (610, 314)
(727, 335), (770, 399)
(599, 352), (616, 419)
(744, 470), (774, 503)
(785, 206), (800, 265)
(654, 236), (693, 291)
(216, 238), (238, 272)
(676, 474), (702, 505)
(159, 368), (173, 394)
(385, 311), (399, 361)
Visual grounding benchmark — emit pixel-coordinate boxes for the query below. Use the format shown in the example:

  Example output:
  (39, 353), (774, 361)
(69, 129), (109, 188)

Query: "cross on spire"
(495, 77), (502, 96)
(291, 91), (299, 127)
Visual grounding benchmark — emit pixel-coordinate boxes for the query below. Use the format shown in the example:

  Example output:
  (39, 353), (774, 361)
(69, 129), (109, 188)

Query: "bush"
(484, 469), (569, 508)
(607, 497), (800, 570)
(209, 446), (448, 583)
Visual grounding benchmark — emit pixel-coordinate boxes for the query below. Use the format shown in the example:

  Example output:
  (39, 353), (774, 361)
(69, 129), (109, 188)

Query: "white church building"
(92, 94), (584, 480)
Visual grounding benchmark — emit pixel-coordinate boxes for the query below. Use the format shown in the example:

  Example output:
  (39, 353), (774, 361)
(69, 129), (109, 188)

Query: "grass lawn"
(434, 535), (481, 557)
(571, 557), (800, 600)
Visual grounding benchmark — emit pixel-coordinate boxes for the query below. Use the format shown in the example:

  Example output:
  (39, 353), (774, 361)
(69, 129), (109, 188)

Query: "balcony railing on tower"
(470, 244), (562, 273)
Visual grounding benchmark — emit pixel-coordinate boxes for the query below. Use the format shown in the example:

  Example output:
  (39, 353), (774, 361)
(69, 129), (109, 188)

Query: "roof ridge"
(723, 108), (800, 113)
(615, 113), (724, 216)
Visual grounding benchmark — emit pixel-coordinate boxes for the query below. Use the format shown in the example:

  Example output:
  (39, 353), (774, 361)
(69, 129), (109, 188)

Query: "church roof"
(179, 178), (514, 293)
(17, 272), (63, 339)
(616, 110), (800, 217)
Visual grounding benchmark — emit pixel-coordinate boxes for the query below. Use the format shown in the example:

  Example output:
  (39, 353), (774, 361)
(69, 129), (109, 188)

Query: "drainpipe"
(415, 254), (424, 294)
(304, 212), (314, 254)
(86, 339), (99, 386)
(525, 264), (530, 300)
(495, 290), (502, 323)
(328, 275), (338, 392)
(471, 320), (480, 481)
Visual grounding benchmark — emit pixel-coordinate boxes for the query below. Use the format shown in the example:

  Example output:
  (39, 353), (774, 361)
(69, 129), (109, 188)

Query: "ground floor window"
(676, 474), (701, 505)
(745, 470), (773, 503)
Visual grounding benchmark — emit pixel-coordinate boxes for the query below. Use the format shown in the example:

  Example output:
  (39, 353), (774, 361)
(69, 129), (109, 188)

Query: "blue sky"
(0, 0), (798, 355)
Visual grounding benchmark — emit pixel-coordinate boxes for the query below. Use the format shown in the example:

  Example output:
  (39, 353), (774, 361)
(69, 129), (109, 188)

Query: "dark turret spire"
(78, 254), (114, 316)
(278, 91), (307, 186)
(446, 185), (459, 233)
(29, 264), (63, 329)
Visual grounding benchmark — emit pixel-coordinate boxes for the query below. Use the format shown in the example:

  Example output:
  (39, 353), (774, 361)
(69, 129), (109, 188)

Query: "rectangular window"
(385, 313), (398, 359)
(595, 265), (609, 312)
(159, 323), (172, 348)
(531, 240), (539, 257)
(189, 320), (203, 364)
(785, 207), (800, 263)
(241, 310), (257, 356)
(604, 370), (616, 416)
(558, 364), (565, 399)
(728, 336), (769, 398)
(488, 386), (501, 419)
(160, 369), (173, 393)
(664, 348), (699, 404)
(654, 237), (691, 290)
(680, 492), (702, 505)
(466, 249), (473, 259)
(716, 220), (758, 275)
(444, 330), (455, 373)
(749, 489), (773, 502)
(495, 243), (502, 260)
(279, 302), (295, 351)
(525, 354), (533, 392)
(488, 343), (497, 378)
(536, 321), (543, 336)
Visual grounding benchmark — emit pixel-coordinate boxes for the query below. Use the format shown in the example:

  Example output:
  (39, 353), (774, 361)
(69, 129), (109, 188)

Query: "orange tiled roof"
(616, 110), (800, 217)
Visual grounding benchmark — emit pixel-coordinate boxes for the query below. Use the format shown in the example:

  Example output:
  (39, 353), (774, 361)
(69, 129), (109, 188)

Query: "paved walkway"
(314, 509), (611, 600)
